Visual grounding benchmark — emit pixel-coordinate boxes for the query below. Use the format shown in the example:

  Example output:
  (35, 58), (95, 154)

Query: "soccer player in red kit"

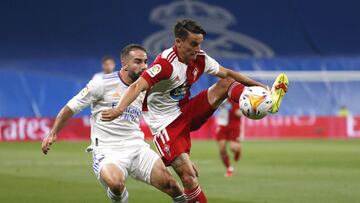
(102, 19), (288, 203)
(215, 99), (242, 177)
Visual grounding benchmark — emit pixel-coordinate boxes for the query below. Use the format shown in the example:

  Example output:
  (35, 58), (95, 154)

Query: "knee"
(216, 78), (234, 90)
(107, 178), (125, 195)
(230, 143), (241, 153)
(219, 148), (227, 156)
(180, 172), (197, 189)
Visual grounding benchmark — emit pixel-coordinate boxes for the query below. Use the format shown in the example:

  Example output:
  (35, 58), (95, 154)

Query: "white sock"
(107, 187), (128, 203)
(172, 194), (187, 203)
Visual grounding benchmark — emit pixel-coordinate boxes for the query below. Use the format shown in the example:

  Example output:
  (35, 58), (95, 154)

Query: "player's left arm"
(203, 53), (267, 89)
(216, 66), (267, 89)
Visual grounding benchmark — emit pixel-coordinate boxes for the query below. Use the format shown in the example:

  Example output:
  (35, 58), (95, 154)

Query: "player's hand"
(101, 108), (123, 121)
(41, 133), (57, 155)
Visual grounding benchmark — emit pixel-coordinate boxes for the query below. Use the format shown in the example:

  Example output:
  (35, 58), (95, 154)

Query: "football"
(239, 86), (272, 120)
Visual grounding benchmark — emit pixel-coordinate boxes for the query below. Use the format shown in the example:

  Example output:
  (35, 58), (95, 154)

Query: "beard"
(128, 70), (142, 82)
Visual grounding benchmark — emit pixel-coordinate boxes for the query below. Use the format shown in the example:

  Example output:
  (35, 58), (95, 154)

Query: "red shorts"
(153, 90), (216, 166)
(215, 125), (240, 142)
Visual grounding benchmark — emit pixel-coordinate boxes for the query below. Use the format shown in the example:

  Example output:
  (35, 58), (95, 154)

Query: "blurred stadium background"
(0, 0), (360, 202)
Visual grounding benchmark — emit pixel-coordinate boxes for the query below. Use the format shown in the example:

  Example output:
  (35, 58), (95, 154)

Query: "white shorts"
(92, 145), (159, 184)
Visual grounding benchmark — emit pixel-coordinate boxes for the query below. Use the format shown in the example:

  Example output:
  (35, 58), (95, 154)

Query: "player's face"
(102, 60), (116, 74)
(124, 49), (148, 81)
(176, 32), (203, 62)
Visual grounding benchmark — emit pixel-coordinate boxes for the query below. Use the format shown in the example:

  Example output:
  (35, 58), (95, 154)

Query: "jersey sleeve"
(66, 78), (103, 114)
(204, 53), (220, 75)
(141, 58), (173, 88)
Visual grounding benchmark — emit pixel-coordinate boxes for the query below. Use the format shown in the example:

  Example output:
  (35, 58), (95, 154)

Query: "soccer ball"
(239, 86), (272, 120)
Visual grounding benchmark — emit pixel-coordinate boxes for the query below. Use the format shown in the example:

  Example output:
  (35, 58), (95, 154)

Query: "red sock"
(221, 153), (231, 168)
(184, 185), (207, 203)
(228, 82), (245, 103)
(234, 151), (241, 162)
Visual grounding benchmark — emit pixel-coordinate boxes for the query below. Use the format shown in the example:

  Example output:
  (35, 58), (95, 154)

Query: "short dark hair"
(120, 44), (147, 60)
(174, 19), (206, 40)
(101, 55), (115, 64)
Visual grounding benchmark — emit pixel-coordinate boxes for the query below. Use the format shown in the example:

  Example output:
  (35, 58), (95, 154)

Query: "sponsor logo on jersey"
(170, 83), (189, 101)
(121, 106), (142, 122)
(146, 64), (162, 77)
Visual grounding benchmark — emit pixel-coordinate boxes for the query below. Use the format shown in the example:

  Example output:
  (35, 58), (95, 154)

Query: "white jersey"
(91, 71), (104, 80)
(216, 101), (232, 126)
(141, 46), (220, 134)
(67, 72), (147, 153)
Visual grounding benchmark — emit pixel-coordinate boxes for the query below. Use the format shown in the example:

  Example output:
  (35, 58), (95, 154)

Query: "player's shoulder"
(91, 72), (117, 87)
(198, 49), (206, 56)
(152, 48), (176, 71)
(159, 47), (177, 63)
(102, 72), (118, 80)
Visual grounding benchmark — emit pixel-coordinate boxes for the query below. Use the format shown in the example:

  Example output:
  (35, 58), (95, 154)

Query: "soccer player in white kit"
(102, 20), (288, 203)
(92, 55), (116, 80)
(41, 44), (186, 203)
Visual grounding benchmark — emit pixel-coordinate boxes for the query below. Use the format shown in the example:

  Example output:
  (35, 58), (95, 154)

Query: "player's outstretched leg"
(149, 158), (186, 203)
(207, 78), (240, 108)
(171, 153), (207, 203)
(100, 164), (128, 203)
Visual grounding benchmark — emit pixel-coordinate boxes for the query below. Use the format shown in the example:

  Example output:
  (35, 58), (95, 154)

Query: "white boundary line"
(241, 71), (360, 81)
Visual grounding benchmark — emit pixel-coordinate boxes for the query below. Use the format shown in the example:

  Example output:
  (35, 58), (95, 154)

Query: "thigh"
(92, 152), (128, 189)
(130, 146), (160, 184)
(229, 141), (241, 152)
(100, 163), (126, 189)
(154, 121), (191, 166)
(217, 139), (227, 152)
(216, 126), (228, 141)
(184, 89), (217, 131)
(207, 78), (234, 108)
(228, 126), (241, 142)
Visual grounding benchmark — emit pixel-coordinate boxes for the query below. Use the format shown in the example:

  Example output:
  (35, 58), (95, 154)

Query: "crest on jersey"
(163, 144), (171, 157)
(112, 92), (121, 99)
(192, 68), (199, 80)
(146, 64), (162, 77)
(143, 0), (274, 58)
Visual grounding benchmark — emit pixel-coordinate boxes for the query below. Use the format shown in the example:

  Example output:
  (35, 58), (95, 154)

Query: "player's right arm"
(42, 78), (102, 155)
(101, 61), (172, 121)
(41, 106), (74, 154)
(101, 77), (149, 121)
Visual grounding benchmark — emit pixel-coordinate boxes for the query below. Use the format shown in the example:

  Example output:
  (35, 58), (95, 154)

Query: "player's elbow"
(129, 83), (143, 94)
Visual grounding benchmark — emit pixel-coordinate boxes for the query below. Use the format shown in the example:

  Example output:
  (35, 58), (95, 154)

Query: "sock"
(234, 151), (241, 162)
(221, 153), (231, 168)
(107, 187), (129, 203)
(172, 193), (187, 203)
(184, 185), (207, 203)
(228, 82), (245, 103)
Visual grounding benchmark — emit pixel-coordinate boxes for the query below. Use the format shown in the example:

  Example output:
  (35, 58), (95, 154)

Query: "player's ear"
(123, 64), (128, 71)
(175, 38), (182, 46)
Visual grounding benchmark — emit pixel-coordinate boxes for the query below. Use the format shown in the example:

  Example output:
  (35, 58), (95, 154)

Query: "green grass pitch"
(0, 140), (359, 203)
